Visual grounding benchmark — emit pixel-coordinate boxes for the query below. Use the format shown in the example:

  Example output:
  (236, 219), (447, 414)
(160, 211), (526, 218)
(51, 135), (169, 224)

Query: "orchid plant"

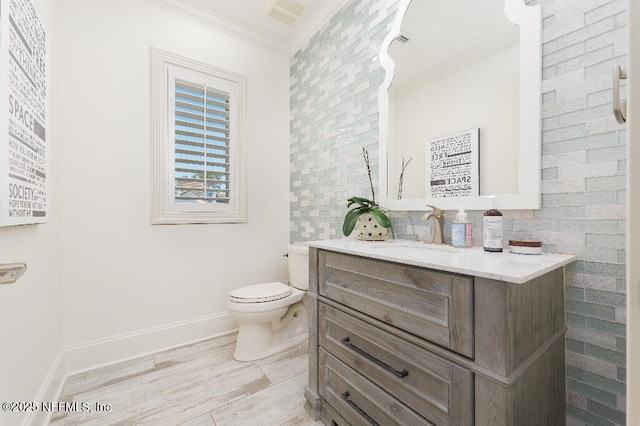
(342, 148), (393, 237)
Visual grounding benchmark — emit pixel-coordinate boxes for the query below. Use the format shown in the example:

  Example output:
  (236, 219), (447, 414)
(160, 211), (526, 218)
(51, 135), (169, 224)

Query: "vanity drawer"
(319, 348), (431, 426)
(318, 250), (474, 357)
(319, 303), (473, 426)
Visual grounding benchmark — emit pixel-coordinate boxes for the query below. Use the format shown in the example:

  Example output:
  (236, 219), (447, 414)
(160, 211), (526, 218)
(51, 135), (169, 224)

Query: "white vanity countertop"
(307, 239), (576, 284)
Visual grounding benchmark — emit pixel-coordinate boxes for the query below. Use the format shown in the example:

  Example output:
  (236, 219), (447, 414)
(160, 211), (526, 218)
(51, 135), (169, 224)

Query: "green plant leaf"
(347, 196), (374, 208)
(369, 209), (392, 229)
(342, 209), (363, 236)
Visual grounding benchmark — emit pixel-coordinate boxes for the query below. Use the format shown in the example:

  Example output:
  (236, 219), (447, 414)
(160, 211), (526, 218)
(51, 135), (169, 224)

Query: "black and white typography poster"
(0, 0), (48, 226)
(426, 128), (479, 199)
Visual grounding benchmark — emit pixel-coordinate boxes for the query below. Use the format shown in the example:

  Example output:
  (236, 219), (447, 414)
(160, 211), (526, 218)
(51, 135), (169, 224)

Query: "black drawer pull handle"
(341, 337), (409, 379)
(341, 391), (380, 426)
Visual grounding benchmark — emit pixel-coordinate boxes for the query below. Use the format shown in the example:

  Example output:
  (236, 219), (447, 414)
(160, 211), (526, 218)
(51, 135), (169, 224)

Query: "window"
(151, 48), (247, 224)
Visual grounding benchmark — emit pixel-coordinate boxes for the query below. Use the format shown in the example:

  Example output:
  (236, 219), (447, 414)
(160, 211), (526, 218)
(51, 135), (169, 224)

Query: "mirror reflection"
(379, 0), (541, 211)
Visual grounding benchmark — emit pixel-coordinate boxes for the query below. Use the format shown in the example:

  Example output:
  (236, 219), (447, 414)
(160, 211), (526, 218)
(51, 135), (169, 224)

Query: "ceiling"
(146, 0), (347, 56)
(148, 0), (519, 86)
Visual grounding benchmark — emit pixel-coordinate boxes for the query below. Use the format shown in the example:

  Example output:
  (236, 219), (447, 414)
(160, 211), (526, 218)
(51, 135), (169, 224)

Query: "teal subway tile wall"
(290, 0), (627, 424)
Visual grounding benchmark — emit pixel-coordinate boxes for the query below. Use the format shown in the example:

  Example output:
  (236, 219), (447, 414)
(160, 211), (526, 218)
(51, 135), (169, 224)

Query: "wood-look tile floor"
(49, 333), (321, 425)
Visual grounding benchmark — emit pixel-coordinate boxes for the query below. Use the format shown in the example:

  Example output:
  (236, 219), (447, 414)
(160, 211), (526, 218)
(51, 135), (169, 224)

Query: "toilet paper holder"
(0, 263), (27, 285)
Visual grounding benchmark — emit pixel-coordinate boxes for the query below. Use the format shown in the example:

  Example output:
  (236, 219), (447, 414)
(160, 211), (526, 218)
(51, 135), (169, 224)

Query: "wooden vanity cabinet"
(304, 248), (567, 426)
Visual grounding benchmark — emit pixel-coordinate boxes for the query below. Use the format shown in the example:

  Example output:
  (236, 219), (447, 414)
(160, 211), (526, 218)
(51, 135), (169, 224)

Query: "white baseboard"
(64, 312), (236, 375)
(23, 348), (66, 426)
(23, 312), (236, 425)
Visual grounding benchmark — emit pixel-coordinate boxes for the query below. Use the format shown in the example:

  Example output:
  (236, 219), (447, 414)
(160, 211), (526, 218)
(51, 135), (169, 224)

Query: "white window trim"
(151, 48), (247, 224)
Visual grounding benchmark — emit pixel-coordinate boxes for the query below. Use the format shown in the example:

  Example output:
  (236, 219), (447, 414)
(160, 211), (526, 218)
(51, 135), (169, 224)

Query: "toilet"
(227, 244), (309, 361)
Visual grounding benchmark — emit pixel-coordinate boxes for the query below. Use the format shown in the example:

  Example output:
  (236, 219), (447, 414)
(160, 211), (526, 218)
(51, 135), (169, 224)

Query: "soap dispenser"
(452, 208), (472, 248)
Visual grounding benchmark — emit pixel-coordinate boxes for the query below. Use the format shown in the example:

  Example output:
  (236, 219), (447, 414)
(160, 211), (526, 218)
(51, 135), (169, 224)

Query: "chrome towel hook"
(613, 65), (627, 124)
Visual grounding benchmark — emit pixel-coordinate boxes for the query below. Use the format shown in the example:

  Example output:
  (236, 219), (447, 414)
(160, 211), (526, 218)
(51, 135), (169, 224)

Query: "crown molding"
(287, 1), (345, 55)
(145, 0), (345, 57)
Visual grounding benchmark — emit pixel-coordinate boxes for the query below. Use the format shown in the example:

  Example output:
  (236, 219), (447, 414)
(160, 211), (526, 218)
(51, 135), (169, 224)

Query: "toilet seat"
(229, 282), (292, 304)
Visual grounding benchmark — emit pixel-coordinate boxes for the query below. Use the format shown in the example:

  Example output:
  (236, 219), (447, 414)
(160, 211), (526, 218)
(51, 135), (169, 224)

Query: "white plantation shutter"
(173, 79), (232, 205)
(151, 49), (247, 224)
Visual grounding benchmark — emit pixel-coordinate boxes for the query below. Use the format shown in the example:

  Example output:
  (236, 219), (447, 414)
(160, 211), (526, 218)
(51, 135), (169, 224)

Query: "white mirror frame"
(378, 0), (542, 211)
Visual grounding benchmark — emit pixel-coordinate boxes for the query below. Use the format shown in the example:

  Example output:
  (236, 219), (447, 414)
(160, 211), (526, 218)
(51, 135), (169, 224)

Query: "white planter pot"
(357, 212), (390, 241)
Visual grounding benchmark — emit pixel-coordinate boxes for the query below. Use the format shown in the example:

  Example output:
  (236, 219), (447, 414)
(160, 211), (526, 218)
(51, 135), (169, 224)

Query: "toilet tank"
(287, 244), (309, 290)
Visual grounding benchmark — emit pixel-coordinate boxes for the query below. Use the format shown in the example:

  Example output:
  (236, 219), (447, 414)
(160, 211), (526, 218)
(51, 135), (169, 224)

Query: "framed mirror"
(378, 0), (541, 211)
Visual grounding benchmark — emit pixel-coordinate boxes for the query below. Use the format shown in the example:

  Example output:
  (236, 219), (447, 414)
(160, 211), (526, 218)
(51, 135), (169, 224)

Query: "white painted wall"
(57, 0), (290, 371)
(389, 44), (519, 200)
(0, 0), (64, 425)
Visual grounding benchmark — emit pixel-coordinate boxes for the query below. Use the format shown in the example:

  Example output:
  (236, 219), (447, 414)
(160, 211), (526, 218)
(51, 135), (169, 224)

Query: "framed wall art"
(426, 128), (479, 199)
(0, 0), (49, 226)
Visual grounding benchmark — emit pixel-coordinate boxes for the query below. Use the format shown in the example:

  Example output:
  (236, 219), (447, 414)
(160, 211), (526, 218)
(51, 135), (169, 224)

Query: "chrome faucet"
(422, 205), (446, 244)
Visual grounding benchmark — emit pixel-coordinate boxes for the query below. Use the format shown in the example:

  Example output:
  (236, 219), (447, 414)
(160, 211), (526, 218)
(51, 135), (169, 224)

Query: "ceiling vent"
(265, 0), (307, 26)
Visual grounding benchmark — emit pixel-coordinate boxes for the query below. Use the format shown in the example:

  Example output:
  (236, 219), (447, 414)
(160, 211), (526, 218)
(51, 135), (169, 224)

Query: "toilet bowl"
(227, 244), (309, 361)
